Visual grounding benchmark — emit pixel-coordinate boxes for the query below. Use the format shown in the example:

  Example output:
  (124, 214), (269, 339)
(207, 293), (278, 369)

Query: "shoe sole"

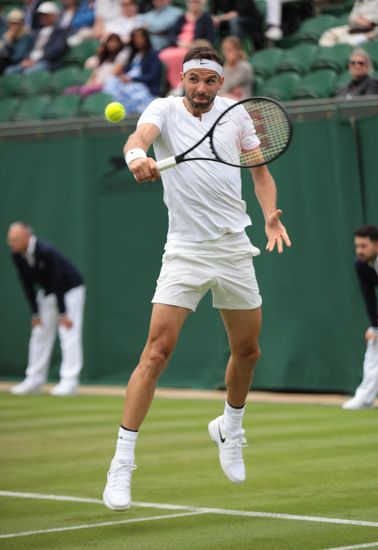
(103, 490), (131, 511)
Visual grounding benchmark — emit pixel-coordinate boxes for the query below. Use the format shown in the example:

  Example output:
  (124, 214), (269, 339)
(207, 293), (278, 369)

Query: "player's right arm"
(124, 123), (161, 182)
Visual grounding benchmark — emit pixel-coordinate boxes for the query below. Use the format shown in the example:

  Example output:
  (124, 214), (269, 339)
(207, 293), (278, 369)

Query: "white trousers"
(266, 0), (292, 27)
(353, 339), (378, 405)
(25, 285), (85, 384)
(319, 25), (369, 47)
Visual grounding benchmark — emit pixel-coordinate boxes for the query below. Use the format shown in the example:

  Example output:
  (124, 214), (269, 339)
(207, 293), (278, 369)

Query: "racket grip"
(156, 156), (177, 172)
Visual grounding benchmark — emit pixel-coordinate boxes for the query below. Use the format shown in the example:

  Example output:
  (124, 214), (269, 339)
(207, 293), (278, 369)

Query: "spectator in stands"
(142, 0), (183, 52)
(58, 0), (95, 37)
(95, 0), (142, 43)
(92, 0), (122, 39)
(22, 0), (44, 30)
(263, 0), (312, 42)
(264, 0), (292, 41)
(218, 35), (253, 100)
(104, 27), (162, 113)
(335, 48), (378, 98)
(159, 0), (215, 91)
(319, 0), (378, 47)
(5, 2), (68, 74)
(210, 0), (264, 51)
(342, 225), (378, 410)
(64, 33), (129, 96)
(0, 9), (34, 75)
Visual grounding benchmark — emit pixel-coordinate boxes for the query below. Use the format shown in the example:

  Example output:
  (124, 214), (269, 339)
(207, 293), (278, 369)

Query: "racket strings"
(211, 98), (292, 168)
(240, 100), (291, 167)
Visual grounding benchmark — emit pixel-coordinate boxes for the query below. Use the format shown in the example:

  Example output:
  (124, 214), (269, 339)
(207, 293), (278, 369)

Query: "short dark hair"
(354, 224), (378, 241)
(183, 46), (224, 67)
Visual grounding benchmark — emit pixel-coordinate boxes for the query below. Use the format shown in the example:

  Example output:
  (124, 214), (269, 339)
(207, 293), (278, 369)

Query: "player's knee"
(234, 345), (261, 368)
(141, 337), (175, 377)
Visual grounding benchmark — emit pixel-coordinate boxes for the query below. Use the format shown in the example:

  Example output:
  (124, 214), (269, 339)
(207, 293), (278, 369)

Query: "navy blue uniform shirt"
(11, 239), (83, 315)
(355, 258), (378, 328)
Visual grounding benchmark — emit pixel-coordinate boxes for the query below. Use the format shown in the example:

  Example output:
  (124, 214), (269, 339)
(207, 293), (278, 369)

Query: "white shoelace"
(107, 462), (137, 491)
(222, 432), (248, 461)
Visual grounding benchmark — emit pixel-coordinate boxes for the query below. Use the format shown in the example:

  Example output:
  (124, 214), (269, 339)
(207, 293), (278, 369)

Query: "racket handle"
(156, 156), (177, 172)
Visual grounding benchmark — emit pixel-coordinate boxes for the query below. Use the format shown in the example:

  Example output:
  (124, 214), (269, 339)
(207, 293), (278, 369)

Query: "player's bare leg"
(103, 304), (190, 510)
(122, 304), (190, 429)
(208, 307), (261, 483)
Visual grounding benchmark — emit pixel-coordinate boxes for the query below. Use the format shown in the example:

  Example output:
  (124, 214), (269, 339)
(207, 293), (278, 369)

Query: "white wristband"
(125, 148), (147, 168)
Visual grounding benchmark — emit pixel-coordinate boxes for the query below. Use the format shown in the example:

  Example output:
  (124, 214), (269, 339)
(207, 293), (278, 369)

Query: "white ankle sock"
(114, 426), (138, 464)
(222, 401), (245, 435)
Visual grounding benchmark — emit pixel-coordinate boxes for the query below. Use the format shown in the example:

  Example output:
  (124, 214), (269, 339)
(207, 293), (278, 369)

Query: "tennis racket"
(156, 96), (293, 172)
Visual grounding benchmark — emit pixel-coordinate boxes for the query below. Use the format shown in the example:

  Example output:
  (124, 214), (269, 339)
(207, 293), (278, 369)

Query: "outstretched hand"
(265, 209), (291, 254)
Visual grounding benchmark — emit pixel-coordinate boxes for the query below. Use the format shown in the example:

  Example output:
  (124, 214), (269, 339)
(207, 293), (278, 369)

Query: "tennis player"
(103, 46), (291, 510)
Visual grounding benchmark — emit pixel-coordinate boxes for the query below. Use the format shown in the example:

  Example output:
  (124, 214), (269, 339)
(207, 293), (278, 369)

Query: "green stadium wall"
(0, 113), (377, 393)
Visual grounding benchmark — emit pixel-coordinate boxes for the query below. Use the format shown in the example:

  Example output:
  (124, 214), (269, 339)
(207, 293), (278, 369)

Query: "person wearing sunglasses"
(335, 48), (378, 98)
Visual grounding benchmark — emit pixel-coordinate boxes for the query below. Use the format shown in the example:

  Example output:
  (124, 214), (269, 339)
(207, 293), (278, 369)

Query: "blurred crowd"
(0, 0), (377, 113)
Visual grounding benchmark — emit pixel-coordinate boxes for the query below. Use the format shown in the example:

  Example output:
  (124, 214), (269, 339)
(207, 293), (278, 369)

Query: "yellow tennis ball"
(104, 102), (126, 123)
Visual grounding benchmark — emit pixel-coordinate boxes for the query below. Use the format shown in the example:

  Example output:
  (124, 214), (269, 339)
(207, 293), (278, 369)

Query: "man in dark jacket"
(5, 1), (68, 73)
(8, 222), (85, 396)
(335, 48), (378, 99)
(343, 225), (378, 409)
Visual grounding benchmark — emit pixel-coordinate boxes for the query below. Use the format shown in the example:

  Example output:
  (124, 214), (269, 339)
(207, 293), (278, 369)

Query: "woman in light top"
(219, 35), (253, 101)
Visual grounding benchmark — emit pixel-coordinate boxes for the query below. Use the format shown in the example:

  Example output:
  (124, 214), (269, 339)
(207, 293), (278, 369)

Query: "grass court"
(1, 391), (377, 549)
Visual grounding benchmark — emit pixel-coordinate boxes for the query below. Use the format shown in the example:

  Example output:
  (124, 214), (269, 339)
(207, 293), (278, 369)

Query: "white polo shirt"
(137, 95), (260, 242)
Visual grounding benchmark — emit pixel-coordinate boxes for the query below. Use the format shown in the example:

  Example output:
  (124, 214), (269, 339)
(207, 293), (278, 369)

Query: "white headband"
(183, 59), (223, 76)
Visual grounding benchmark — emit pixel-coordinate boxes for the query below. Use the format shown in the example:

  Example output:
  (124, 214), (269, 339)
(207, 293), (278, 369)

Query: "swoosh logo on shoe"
(218, 425), (226, 443)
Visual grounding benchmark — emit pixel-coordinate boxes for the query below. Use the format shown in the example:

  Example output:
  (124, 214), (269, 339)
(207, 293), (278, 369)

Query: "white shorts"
(152, 232), (262, 312)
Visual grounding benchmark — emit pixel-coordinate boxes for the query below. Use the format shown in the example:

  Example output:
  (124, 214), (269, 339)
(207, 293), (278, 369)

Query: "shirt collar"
(24, 235), (37, 265)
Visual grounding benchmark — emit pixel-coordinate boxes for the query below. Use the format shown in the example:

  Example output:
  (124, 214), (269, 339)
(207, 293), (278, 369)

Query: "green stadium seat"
(293, 14), (338, 44)
(334, 70), (351, 92)
(43, 66), (83, 93)
(63, 39), (100, 66)
(249, 48), (284, 79)
(292, 69), (338, 99)
(79, 92), (115, 117)
(77, 67), (92, 85)
(44, 94), (81, 119)
(0, 97), (20, 122)
(311, 44), (352, 73)
(13, 94), (52, 121)
(253, 74), (265, 96)
(17, 71), (52, 96)
(276, 44), (319, 75)
(258, 72), (301, 100)
(336, 13), (350, 26)
(361, 41), (378, 70)
(0, 73), (23, 97)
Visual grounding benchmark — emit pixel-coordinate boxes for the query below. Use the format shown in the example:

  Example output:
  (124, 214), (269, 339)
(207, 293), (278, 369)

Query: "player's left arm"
(250, 165), (291, 254)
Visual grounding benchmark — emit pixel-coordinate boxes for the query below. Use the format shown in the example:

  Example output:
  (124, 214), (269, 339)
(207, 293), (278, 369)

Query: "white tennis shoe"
(208, 415), (247, 483)
(10, 378), (43, 395)
(342, 397), (373, 410)
(103, 459), (137, 510)
(50, 380), (78, 397)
